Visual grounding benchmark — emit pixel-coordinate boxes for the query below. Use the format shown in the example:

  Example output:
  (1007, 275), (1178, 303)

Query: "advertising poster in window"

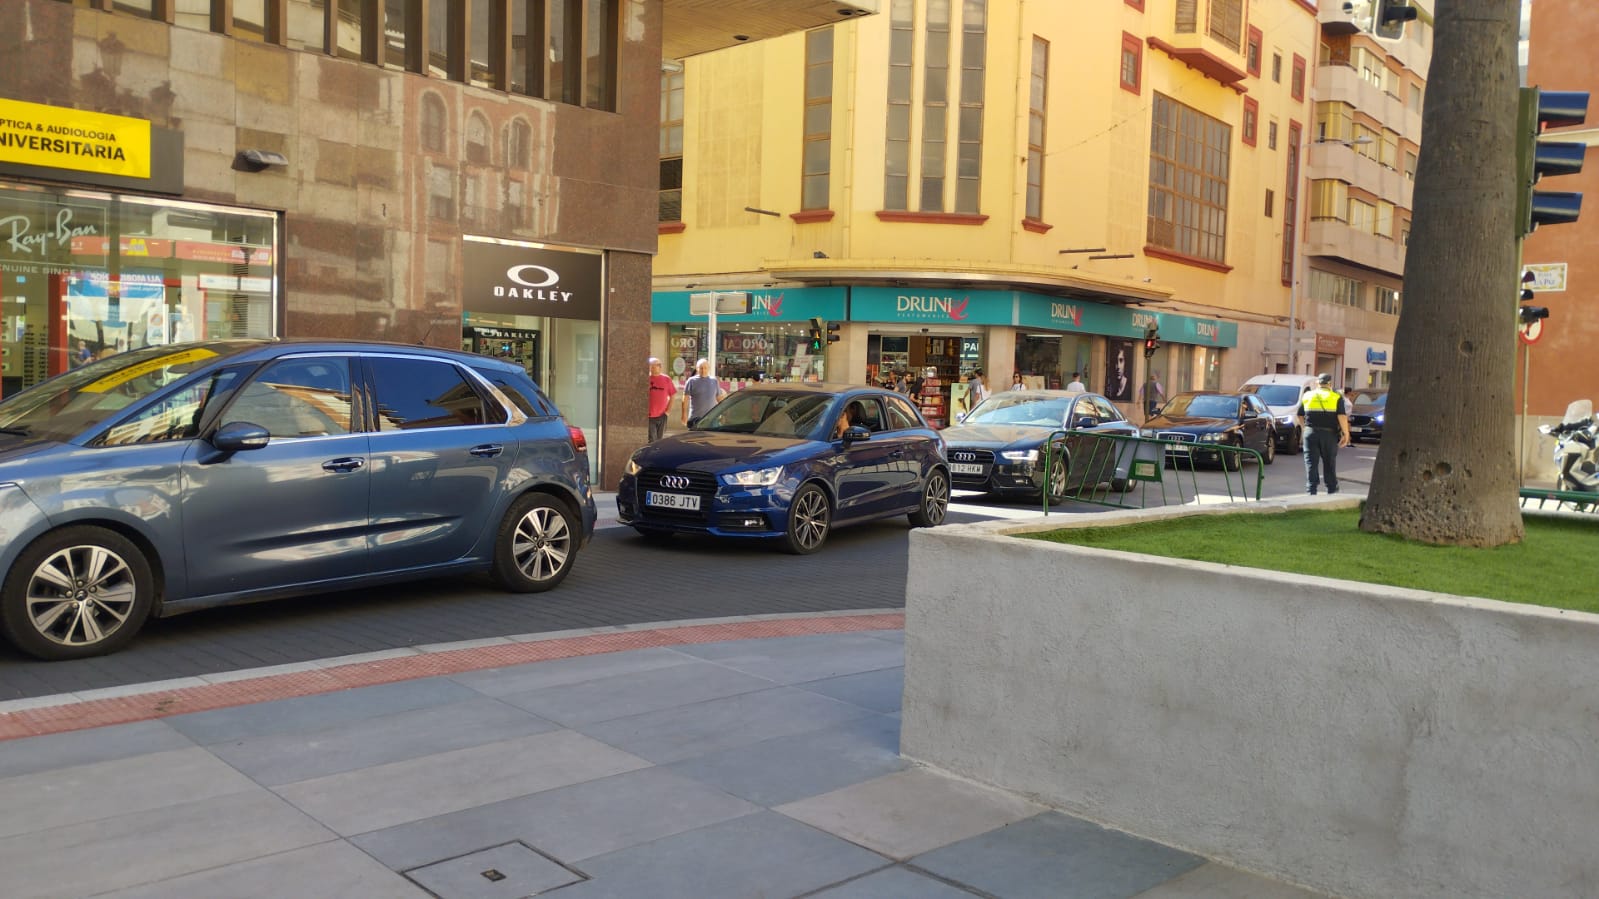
(1104, 338), (1134, 402)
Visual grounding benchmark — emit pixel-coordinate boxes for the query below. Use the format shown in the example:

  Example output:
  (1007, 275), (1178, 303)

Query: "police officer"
(1296, 373), (1350, 495)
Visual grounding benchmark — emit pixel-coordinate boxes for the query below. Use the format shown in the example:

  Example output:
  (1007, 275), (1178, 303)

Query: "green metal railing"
(1039, 430), (1266, 514)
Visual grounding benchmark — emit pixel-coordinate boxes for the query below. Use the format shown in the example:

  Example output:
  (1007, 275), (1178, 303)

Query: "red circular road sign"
(1519, 318), (1545, 344)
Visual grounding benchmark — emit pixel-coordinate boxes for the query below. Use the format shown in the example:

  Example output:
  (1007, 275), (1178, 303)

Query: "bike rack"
(1039, 430), (1266, 515)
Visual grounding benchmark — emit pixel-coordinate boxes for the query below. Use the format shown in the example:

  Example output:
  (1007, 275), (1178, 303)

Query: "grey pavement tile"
(795, 666), (905, 713)
(776, 768), (1043, 860)
(0, 720), (193, 780)
(1127, 862), (1330, 898)
(447, 647), (691, 697)
(353, 766), (759, 870)
(0, 746), (255, 839)
(0, 790), (334, 899)
(274, 729), (650, 835)
(676, 633), (906, 684)
(867, 629), (906, 644)
(164, 676), (479, 745)
(668, 714), (908, 807)
(498, 660), (776, 726)
(574, 686), (875, 764)
(911, 811), (1206, 899)
(808, 865), (978, 898)
(547, 811), (887, 899)
(207, 696), (559, 786)
(98, 839), (430, 899)
(405, 842), (583, 898)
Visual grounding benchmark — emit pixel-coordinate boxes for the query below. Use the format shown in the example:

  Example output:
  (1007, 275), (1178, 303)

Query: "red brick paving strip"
(0, 613), (905, 742)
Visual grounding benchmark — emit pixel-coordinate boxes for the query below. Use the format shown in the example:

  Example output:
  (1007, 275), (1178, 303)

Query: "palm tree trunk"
(1359, 0), (1525, 546)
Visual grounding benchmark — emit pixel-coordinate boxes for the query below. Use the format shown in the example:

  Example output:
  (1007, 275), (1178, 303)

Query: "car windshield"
(1241, 384), (1302, 406)
(1353, 392), (1387, 407)
(1162, 394), (1241, 419)
(963, 394), (1072, 428)
(0, 344), (245, 441)
(694, 391), (835, 439)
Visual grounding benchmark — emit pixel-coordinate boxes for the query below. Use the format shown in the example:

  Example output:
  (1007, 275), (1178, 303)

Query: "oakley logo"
(953, 452), (976, 462)
(506, 264), (559, 288)
(660, 475), (691, 490)
(493, 263), (574, 302)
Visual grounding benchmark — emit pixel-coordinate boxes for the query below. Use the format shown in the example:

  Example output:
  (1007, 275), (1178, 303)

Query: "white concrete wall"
(902, 503), (1599, 899)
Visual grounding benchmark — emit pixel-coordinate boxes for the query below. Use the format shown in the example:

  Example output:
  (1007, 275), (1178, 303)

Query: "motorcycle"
(1538, 399), (1599, 495)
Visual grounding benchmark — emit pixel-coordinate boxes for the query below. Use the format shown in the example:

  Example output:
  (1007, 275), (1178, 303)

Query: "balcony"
(1148, 1), (1249, 89)
(1318, 1), (1363, 36)
(1303, 219), (1405, 277)
(664, 0), (878, 59)
(1307, 140), (1412, 209)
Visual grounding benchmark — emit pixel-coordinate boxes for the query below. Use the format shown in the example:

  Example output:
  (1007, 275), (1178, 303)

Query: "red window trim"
(875, 210), (990, 225)
(1242, 97), (1259, 148)
(1144, 245), (1234, 274)
(1120, 33), (1142, 95)
(789, 210), (836, 224)
(1021, 218), (1054, 234)
(1291, 53), (1307, 103)
(1246, 26), (1263, 77)
(657, 221), (687, 234)
(1124, 0), (1144, 9)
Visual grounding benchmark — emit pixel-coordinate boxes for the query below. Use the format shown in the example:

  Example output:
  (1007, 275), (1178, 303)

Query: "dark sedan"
(1348, 390), (1387, 442)
(1139, 391), (1277, 469)
(941, 390), (1140, 502)
(616, 384), (949, 554)
(0, 339), (596, 660)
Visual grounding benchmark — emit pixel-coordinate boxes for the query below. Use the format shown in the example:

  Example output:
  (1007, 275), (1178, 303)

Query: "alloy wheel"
(512, 505), (573, 582)
(26, 544), (138, 648)
(913, 470), (949, 527)
(790, 487), (830, 551)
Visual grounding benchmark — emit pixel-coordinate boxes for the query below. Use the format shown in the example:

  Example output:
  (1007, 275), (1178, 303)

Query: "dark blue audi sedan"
(0, 339), (596, 660)
(617, 384), (949, 553)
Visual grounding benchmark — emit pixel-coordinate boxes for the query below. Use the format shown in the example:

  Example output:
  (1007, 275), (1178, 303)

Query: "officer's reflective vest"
(1302, 388), (1341, 413)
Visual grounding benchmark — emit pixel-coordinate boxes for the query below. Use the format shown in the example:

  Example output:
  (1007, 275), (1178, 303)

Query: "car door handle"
(889, 449), (906, 458)
(469, 444), (505, 458)
(322, 457), (365, 473)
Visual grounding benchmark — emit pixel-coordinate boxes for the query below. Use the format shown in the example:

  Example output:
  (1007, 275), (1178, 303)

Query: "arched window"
(420, 93), (447, 154)
(506, 118), (533, 169)
(466, 112), (491, 165)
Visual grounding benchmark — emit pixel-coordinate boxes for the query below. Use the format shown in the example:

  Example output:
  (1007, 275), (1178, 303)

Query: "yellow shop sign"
(0, 98), (151, 180)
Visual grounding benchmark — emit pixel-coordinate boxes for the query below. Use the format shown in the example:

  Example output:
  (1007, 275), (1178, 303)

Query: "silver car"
(0, 340), (596, 660)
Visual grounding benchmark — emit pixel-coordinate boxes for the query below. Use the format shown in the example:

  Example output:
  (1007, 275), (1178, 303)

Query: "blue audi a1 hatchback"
(0, 339), (596, 660)
(617, 384), (949, 554)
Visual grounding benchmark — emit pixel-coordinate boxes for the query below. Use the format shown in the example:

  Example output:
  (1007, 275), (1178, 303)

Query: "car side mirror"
(842, 425), (871, 443)
(212, 421), (270, 453)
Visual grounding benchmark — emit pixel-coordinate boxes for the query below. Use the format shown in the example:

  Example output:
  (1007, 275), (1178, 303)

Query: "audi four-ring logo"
(660, 475), (691, 489)
(953, 452), (976, 462)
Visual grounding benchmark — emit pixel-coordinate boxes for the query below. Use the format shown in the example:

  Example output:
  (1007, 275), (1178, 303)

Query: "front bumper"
(616, 474), (794, 538)
(949, 460), (1047, 494)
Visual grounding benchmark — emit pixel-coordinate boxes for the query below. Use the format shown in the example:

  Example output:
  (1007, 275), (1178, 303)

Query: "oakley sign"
(463, 239), (602, 322)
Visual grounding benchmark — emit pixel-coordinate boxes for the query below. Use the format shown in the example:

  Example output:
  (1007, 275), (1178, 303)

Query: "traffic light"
(1517, 87), (1590, 236)
(808, 317), (825, 352)
(1142, 323), (1160, 359)
(826, 321), (841, 344)
(1521, 268), (1536, 303)
(1372, 0), (1418, 39)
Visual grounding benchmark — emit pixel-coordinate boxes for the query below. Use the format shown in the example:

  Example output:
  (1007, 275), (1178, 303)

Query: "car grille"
(1348, 414), (1374, 427)
(1155, 432), (1196, 443)
(636, 468), (717, 521)
(946, 448), (995, 485)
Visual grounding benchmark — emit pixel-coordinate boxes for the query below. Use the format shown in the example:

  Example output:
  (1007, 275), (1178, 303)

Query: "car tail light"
(567, 424), (587, 453)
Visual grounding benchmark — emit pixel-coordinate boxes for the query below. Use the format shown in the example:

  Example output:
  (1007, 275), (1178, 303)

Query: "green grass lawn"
(1023, 508), (1599, 613)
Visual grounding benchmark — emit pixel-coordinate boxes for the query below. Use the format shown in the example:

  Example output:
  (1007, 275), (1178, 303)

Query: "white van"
(1239, 374), (1320, 452)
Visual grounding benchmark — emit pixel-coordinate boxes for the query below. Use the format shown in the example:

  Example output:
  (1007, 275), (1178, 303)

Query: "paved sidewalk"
(0, 615), (1326, 899)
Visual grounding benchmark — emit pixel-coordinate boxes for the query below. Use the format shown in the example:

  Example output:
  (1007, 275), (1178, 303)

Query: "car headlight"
(624, 457), (642, 476)
(1374, 414), (1385, 424)
(1199, 433), (1226, 443)
(1278, 416), (1294, 426)
(721, 466), (783, 487)
(1000, 449), (1039, 462)
(1139, 428), (1158, 438)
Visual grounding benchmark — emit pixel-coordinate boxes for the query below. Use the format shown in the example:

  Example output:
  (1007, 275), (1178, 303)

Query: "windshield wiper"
(0, 426), (31, 436)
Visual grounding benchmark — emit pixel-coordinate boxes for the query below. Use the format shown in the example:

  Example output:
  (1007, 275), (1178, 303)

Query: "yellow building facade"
(653, 0), (1320, 420)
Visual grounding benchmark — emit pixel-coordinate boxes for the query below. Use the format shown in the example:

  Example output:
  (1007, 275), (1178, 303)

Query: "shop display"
(918, 367), (946, 428)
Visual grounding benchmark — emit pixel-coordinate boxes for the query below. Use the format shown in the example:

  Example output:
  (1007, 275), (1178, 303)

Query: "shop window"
(803, 28), (834, 211)
(1147, 92), (1231, 264)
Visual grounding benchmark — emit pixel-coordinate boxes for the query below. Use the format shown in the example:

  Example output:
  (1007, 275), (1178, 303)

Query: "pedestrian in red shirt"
(647, 357), (676, 442)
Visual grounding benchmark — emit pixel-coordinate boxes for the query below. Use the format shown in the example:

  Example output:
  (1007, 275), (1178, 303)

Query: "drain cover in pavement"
(404, 842), (585, 898)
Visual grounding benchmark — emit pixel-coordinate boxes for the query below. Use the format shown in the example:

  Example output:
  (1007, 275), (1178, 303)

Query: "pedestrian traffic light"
(826, 321), (841, 344)
(1517, 87), (1590, 236)
(1521, 269), (1537, 302)
(1372, 0), (1418, 39)
(1142, 323), (1160, 359)
(808, 317), (825, 352)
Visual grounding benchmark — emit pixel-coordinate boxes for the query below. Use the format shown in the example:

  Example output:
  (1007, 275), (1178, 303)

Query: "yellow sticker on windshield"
(79, 348), (219, 393)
